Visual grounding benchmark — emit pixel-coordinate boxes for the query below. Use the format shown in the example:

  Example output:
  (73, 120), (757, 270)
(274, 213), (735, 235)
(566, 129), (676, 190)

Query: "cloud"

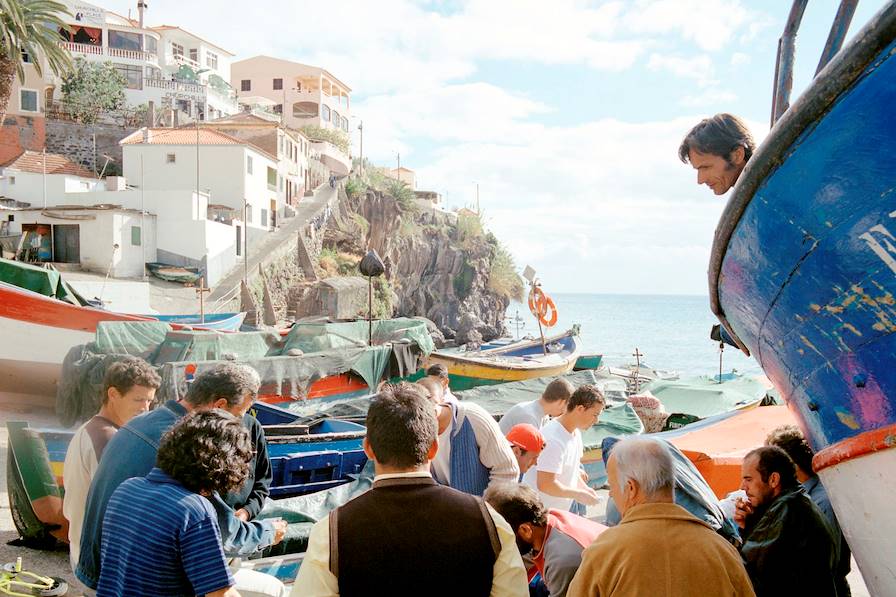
(647, 53), (716, 86)
(679, 88), (738, 107)
(622, 0), (758, 51)
(730, 52), (751, 66)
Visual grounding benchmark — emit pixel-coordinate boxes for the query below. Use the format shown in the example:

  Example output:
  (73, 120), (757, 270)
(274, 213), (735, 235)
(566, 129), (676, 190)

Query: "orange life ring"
(528, 287), (546, 317)
(538, 295), (558, 327)
(528, 287), (559, 327)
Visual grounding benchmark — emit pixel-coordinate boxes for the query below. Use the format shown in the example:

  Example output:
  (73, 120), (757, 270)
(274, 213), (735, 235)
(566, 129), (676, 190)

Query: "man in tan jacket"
(568, 437), (755, 597)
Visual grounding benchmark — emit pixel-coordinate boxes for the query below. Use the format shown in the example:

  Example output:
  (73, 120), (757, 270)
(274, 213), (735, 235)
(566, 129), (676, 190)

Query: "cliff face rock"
(322, 188), (509, 343)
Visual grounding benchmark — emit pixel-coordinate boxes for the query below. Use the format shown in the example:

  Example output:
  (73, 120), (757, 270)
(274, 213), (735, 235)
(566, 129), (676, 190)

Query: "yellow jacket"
(568, 502), (755, 597)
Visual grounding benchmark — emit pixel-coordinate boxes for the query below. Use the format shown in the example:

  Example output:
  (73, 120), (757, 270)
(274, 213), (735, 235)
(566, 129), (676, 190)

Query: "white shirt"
(498, 399), (548, 435)
(433, 419), (453, 484)
(529, 418), (583, 512)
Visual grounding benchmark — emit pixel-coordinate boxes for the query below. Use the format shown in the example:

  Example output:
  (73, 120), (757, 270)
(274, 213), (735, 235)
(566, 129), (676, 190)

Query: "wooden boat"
(425, 327), (582, 391)
(145, 261), (203, 284)
(573, 353), (603, 371)
(142, 311), (247, 331)
(708, 4), (896, 593)
(5, 403), (367, 545)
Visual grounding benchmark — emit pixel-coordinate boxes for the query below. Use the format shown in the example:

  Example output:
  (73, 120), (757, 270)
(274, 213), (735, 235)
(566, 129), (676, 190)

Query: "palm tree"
(0, 0), (71, 124)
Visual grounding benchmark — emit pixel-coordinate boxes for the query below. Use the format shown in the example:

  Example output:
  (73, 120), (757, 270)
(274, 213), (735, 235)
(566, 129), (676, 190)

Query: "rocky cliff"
(319, 187), (518, 344)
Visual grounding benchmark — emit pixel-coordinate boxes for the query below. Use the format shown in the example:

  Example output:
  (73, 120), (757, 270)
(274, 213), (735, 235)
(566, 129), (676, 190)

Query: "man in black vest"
(291, 382), (528, 596)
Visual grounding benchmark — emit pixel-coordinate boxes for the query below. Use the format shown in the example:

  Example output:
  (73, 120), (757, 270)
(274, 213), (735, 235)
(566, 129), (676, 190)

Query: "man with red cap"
(507, 424), (545, 476)
(485, 483), (606, 597)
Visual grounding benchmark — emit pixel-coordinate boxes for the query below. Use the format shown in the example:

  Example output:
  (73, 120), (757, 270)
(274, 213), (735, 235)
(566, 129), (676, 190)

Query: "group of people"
(56, 116), (849, 595)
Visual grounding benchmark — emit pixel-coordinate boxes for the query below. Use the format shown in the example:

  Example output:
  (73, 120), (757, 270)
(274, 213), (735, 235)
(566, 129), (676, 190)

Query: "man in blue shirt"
(77, 363), (288, 593)
(99, 409), (276, 596)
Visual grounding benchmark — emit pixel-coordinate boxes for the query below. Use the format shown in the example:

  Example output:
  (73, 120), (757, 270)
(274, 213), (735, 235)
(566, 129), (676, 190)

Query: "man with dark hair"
(63, 356), (161, 572)
(426, 362), (457, 403)
(485, 483), (606, 597)
(98, 410), (284, 597)
(529, 385), (602, 511)
(499, 377), (574, 435)
(292, 383), (528, 596)
(679, 113), (756, 195)
(765, 426), (851, 595)
(506, 423), (545, 475)
(736, 446), (838, 596)
(77, 363), (286, 596)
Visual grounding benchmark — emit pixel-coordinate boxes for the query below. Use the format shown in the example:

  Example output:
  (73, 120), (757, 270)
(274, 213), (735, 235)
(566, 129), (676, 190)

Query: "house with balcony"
(199, 111), (312, 204)
(29, 0), (239, 121)
(230, 56), (352, 175)
(119, 127), (285, 249)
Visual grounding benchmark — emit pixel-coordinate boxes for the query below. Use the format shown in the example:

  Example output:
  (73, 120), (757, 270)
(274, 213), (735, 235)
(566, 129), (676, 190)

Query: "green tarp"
(644, 375), (770, 419)
(283, 318), (435, 355)
(0, 257), (86, 305)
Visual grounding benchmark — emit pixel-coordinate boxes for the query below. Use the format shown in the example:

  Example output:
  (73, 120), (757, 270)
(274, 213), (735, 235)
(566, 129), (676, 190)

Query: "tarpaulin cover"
(644, 375), (771, 419)
(0, 257), (87, 305)
(283, 317), (435, 356)
(456, 370), (644, 451)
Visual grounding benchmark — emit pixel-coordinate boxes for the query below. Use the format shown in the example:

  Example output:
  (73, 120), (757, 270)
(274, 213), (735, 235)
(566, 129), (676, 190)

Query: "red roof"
(1, 151), (96, 178)
(119, 127), (278, 161)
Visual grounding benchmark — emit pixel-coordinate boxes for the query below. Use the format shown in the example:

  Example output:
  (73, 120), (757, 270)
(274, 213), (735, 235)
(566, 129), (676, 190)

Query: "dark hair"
(103, 357), (161, 404)
(483, 483), (547, 532)
(567, 384), (605, 412)
(765, 425), (814, 475)
(415, 377), (444, 403)
(745, 446), (798, 489)
(156, 409), (252, 495)
(678, 113), (755, 165)
(542, 378), (574, 403)
(185, 363), (260, 408)
(426, 363), (449, 379)
(366, 383), (437, 469)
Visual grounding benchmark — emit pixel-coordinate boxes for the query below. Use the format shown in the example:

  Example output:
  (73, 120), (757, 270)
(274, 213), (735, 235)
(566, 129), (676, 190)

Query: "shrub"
(60, 58), (126, 123)
(387, 179), (417, 213)
(456, 211), (484, 250)
(300, 125), (351, 154)
(351, 213), (369, 236)
(345, 177), (367, 199)
(488, 245), (524, 302)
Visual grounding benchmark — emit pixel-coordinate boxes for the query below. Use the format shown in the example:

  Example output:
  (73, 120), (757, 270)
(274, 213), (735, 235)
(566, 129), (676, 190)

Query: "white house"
(119, 127), (285, 244)
(0, 151), (103, 206)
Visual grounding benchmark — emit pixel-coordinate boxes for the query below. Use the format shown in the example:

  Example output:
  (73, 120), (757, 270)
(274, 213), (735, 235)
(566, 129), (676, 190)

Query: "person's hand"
(734, 497), (753, 529)
(234, 508), (250, 522)
(576, 488), (600, 506)
(579, 469), (589, 484)
(271, 518), (288, 545)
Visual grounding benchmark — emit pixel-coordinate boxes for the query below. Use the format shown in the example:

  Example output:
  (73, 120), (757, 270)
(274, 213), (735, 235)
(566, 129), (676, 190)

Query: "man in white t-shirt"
(529, 385), (604, 512)
(499, 378), (574, 435)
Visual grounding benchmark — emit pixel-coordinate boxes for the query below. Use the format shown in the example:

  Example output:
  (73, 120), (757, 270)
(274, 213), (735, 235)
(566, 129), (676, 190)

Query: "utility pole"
(243, 198), (249, 285)
(141, 155), (147, 280)
(195, 117), (200, 217)
(42, 148), (47, 208)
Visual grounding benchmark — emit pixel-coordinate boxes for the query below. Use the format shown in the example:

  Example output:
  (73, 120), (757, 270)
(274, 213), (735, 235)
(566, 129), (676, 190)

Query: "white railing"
(145, 78), (204, 94)
(107, 47), (157, 62)
(169, 53), (203, 70)
(58, 41), (103, 55)
(58, 41), (159, 64)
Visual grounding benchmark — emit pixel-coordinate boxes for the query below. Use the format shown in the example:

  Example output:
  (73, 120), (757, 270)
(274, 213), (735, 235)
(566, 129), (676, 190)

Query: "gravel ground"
(0, 406), (871, 596)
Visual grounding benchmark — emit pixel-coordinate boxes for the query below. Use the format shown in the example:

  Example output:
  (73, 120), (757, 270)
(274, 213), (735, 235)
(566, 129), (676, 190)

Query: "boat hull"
(710, 5), (896, 592)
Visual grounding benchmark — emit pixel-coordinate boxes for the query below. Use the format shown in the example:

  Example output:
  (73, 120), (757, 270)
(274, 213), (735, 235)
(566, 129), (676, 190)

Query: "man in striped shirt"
(98, 410), (282, 597)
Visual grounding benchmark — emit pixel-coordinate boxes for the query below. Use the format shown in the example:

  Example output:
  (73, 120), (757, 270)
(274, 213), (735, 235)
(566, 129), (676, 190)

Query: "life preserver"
(528, 287), (559, 328)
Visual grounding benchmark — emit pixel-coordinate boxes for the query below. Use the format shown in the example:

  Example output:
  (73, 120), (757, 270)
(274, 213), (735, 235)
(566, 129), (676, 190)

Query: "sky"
(102, 0), (889, 294)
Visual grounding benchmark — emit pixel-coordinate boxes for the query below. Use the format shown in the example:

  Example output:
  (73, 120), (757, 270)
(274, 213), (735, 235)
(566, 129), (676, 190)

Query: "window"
(131, 226), (141, 246)
(261, 209), (268, 227)
(171, 42), (184, 57)
(145, 36), (157, 55)
(321, 104), (331, 123)
(267, 167), (277, 190)
(21, 49), (32, 63)
(241, 79), (251, 92)
(166, 153), (176, 164)
(342, 118), (349, 132)
(189, 48), (198, 63)
(333, 111), (340, 127)
(273, 78), (283, 90)
(206, 51), (218, 70)
(247, 155), (253, 174)
(109, 30), (141, 51)
(19, 89), (38, 112)
(273, 104), (282, 115)
(113, 63), (142, 90)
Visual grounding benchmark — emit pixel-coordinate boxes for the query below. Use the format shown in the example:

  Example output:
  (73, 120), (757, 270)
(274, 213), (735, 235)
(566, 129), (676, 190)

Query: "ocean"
(507, 293), (761, 379)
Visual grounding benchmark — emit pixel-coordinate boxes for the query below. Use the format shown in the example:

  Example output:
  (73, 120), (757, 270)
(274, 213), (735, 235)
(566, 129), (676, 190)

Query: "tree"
(0, 0), (71, 123)
(60, 58), (126, 123)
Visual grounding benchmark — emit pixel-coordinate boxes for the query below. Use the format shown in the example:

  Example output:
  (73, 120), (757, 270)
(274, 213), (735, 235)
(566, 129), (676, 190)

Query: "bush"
(351, 212), (369, 236)
(345, 177), (367, 199)
(456, 211), (484, 250)
(60, 58), (126, 123)
(300, 125), (351, 154)
(488, 245), (524, 302)
(318, 247), (359, 277)
(387, 180), (417, 213)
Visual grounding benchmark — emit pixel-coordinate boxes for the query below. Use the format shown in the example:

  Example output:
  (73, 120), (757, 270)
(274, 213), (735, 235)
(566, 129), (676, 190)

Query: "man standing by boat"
(63, 357), (161, 573)
(678, 113), (756, 195)
(530, 386), (602, 511)
(417, 377), (520, 496)
(765, 426), (851, 595)
(568, 437), (755, 596)
(291, 382), (528, 596)
(736, 446), (838, 596)
(77, 363), (288, 597)
(499, 378), (573, 435)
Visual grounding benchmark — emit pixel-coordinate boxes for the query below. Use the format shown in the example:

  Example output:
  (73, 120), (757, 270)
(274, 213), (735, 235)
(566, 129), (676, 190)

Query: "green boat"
(573, 353), (603, 371)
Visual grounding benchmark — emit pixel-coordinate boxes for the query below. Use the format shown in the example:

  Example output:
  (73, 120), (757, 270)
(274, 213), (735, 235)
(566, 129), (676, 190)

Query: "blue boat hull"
(139, 312), (247, 331)
(710, 5), (896, 593)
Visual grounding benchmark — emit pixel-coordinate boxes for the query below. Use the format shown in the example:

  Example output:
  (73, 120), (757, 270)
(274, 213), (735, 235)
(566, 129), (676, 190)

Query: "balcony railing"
(58, 41), (158, 64)
(145, 77), (204, 94)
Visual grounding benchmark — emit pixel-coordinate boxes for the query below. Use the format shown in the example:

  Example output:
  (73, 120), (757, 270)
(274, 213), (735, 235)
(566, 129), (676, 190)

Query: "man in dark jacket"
(736, 446), (838, 596)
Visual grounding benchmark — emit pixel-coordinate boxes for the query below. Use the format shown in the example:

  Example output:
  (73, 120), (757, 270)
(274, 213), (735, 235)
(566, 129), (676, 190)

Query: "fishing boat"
(709, 3), (896, 593)
(145, 261), (203, 284)
(5, 403), (367, 546)
(140, 311), (247, 331)
(424, 327), (582, 391)
(573, 353), (603, 371)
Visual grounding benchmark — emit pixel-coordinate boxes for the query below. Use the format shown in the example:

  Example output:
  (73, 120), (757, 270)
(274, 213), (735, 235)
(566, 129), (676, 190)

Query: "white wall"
(0, 170), (101, 207)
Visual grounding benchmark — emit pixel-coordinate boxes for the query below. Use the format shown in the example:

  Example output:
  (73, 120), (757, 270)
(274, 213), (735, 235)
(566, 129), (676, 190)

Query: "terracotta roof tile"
(0, 151), (96, 178)
(120, 127), (278, 162)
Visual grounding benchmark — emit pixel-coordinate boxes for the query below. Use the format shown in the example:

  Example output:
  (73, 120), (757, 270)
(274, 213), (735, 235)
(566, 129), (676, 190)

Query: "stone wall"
(44, 120), (138, 176)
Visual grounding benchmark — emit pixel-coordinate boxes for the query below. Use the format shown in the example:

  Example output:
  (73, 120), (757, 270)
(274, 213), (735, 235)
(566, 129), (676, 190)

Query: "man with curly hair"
(97, 410), (284, 597)
(63, 356), (160, 572)
(77, 363), (287, 596)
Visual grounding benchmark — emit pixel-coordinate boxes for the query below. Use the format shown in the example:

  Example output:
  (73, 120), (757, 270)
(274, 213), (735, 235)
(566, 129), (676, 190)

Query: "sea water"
(507, 293), (761, 379)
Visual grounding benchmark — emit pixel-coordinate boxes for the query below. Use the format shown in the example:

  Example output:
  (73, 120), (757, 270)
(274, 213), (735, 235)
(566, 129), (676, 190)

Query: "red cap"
(507, 423), (546, 453)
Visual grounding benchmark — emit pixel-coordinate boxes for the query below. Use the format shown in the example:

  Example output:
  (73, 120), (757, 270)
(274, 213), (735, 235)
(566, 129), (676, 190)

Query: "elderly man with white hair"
(567, 437), (755, 597)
